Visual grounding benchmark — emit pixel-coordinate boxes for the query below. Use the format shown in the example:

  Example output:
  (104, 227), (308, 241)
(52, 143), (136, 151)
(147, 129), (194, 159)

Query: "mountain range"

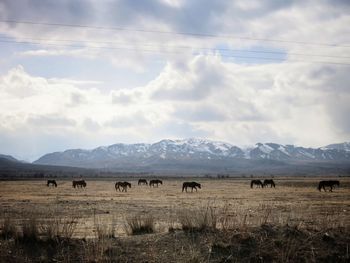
(31, 139), (350, 174)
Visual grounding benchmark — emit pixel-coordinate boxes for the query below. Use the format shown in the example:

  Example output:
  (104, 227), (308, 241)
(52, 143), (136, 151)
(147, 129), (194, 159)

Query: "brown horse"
(182, 182), (201, 192)
(47, 180), (57, 187)
(263, 179), (275, 188)
(318, 180), (340, 192)
(115, 181), (131, 192)
(251, 180), (264, 188)
(72, 180), (86, 188)
(138, 179), (148, 185)
(149, 179), (162, 187)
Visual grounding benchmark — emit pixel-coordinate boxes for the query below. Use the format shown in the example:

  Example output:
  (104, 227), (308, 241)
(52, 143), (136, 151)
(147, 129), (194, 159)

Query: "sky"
(0, 0), (349, 161)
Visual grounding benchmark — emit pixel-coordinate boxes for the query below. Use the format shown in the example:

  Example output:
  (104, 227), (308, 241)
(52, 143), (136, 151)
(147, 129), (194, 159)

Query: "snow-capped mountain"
(0, 154), (19, 162)
(322, 142), (350, 152)
(33, 139), (350, 170)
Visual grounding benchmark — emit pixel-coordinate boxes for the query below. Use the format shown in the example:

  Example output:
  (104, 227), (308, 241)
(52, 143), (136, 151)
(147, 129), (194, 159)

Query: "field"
(1, 177), (350, 262)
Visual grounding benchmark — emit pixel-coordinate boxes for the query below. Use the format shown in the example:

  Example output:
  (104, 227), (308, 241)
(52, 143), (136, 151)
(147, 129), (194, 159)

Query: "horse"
(72, 180), (86, 188)
(47, 180), (57, 187)
(138, 179), (148, 186)
(182, 182), (201, 192)
(318, 180), (340, 192)
(263, 179), (275, 188)
(115, 181), (131, 192)
(251, 180), (264, 188)
(149, 179), (162, 187)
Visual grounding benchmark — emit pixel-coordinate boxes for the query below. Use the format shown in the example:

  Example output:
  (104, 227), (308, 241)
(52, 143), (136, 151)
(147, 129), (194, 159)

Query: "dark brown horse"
(72, 180), (86, 188)
(47, 180), (57, 187)
(149, 179), (162, 187)
(263, 179), (275, 188)
(251, 180), (264, 188)
(115, 181), (131, 192)
(318, 180), (340, 192)
(138, 179), (148, 186)
(182, 182), (201, 192)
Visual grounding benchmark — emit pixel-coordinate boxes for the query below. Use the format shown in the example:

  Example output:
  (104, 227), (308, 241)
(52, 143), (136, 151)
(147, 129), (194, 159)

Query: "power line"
(1, 19), (350, 48)
(0, 36), (348, 60)
(2, 38), (350, 66)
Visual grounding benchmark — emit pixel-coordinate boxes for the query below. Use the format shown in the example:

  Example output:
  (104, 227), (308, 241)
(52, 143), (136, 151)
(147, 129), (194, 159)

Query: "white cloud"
(0, 1), (349, 160)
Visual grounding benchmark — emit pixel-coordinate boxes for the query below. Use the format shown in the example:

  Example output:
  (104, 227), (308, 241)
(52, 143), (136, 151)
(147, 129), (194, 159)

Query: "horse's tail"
(250, 181), (253, 188)
(182, 183), (185, 192)
(318, 182), (322, 191)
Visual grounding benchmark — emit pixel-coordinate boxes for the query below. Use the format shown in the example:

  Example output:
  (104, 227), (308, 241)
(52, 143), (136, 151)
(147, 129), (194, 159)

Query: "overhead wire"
(1, 19), (350, 48)
(0, 20), (349, 65)
(0, 36), (348, 60)
(1, 38), (350, 66)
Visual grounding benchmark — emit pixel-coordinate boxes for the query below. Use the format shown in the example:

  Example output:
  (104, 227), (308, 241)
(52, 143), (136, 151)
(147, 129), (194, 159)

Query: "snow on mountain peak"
(33, 139), (350, 168)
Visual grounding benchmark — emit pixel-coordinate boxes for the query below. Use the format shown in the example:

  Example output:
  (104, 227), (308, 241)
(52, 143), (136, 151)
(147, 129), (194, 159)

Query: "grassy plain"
(0, 177), (349, 262)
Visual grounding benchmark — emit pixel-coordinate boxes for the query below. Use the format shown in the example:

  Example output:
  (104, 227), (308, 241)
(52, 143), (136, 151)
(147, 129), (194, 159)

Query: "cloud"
(0, 1), (350, 160)
(27, 114), (76, 127)
(173, 104), (227, 122)
(150, 55), (224, 101)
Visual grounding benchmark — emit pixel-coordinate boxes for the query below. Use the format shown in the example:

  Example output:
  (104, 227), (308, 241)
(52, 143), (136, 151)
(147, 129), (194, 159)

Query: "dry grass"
(177, 203), (218, 232)
(124, 214), (155, 235)
(20, 216), (40, 242)
(40, 215), (79, 241)
(0, 177), (349, 262)
(0, 217), (17, 239)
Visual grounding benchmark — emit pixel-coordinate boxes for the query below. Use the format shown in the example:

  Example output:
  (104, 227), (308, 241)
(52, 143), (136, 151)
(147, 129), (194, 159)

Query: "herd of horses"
(46, 179), (341, 192)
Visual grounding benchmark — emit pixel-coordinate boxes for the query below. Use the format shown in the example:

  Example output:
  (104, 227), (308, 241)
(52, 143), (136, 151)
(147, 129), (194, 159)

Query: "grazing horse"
(182, 182), (201, 192)
(318, 180), (340, 192)
(115, 181), (131, 192)
(47, 180), (57, 187)
(72, 180), (86, 188)
(250, 180), (264, 188)
(263, 179), (276, 188)
(149, 179), (162, 187)
(138, 179), (148, 186)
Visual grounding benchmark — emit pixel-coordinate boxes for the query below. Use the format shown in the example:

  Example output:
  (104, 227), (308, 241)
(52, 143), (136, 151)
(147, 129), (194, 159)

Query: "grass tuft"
(0, 217), (17, 239)
(124, 214), (155, 235)
(178, 204), (218, 232)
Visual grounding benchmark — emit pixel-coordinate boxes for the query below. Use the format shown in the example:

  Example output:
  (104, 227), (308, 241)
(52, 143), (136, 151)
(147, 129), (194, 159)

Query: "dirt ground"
(1, 177), (349, 238)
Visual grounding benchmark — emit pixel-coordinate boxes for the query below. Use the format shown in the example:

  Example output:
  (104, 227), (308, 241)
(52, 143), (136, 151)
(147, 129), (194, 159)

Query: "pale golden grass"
(0, 178), (349, 237)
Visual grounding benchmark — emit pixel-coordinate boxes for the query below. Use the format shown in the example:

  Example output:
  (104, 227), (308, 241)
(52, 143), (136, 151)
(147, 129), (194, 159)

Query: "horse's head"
(198, 183), (201, 189)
